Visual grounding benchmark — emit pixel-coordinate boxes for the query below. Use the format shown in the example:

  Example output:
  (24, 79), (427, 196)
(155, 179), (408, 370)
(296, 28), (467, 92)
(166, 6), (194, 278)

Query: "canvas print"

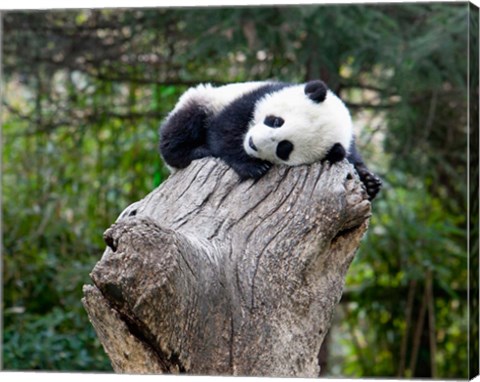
(2, 2), (478, 378)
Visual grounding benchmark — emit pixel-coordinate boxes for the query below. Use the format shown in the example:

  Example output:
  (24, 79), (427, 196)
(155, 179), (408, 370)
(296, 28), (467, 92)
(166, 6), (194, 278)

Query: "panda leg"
(159, 102), (211, 169)
(347, 141), (382, 200)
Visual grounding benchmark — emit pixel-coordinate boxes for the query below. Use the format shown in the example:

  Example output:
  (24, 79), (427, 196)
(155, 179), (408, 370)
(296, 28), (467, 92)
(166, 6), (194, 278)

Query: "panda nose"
(248, 136), (258, 151)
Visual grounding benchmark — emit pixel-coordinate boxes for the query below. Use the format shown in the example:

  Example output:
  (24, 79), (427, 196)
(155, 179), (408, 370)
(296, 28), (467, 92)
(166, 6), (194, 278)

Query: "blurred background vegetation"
(1, 3), (477, 378)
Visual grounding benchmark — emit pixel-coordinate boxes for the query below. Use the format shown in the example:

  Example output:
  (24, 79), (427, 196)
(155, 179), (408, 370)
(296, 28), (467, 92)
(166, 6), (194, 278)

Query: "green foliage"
(338, 171), (467, 378)
(4, 308), (110, 371)
(3, 65), (177, 371)
(2, 3), (471, 377)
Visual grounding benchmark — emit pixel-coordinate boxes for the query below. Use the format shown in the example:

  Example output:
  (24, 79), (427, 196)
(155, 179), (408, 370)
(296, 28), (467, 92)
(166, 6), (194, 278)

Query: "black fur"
(325, 142), (346, 163)
(304, 80), (327, 103)
(159, 80), (382, 199)
(345, 140), (382, 200)
(276, 140), (294, 161)
(264, 116), (285, 128)
(159, 101), (212, 169)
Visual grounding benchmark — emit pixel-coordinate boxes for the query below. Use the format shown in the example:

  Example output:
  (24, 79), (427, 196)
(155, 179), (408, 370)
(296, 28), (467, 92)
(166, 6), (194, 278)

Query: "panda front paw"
(357, 168), (382, 200)
(254, 162), (273, 179)
(231, 160), (272, 180)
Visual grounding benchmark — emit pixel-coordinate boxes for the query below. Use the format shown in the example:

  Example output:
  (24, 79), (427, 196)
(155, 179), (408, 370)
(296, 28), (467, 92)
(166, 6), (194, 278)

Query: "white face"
(243, 85), (353, 165)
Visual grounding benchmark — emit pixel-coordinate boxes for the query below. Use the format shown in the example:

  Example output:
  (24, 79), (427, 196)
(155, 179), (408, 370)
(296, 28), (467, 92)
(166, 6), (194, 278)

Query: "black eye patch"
(276, 140), (294, 161)
(264, 115), (284, 128)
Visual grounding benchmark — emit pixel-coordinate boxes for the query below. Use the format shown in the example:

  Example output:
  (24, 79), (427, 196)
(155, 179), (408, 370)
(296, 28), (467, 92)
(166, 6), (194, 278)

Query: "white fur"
(171, 82), (268, 116)
(243, 85), (353, 165)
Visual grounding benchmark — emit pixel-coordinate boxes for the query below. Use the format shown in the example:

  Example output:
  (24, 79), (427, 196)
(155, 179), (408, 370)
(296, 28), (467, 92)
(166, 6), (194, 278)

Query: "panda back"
(171, 82), (276, 118)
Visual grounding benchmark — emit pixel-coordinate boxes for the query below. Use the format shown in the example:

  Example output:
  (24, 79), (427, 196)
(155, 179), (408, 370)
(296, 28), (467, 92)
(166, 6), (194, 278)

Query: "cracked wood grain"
(82, 157), (372, 377)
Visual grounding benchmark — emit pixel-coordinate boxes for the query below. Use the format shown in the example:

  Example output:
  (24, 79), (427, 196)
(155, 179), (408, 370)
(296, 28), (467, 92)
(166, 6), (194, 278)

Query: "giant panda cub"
(159, 80), (381, 200)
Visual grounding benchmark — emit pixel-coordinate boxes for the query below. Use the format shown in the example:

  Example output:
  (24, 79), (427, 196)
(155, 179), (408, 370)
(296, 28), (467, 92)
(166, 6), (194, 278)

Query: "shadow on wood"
(82, 157), (372, 377)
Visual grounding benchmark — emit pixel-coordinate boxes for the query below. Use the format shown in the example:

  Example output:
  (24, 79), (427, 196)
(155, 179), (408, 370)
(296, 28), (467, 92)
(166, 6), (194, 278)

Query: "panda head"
(243, 80), (353, 166)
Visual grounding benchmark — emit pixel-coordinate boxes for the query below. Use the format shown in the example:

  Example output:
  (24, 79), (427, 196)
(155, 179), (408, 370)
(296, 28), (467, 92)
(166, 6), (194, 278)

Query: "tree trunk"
(82, 157), (372, 377)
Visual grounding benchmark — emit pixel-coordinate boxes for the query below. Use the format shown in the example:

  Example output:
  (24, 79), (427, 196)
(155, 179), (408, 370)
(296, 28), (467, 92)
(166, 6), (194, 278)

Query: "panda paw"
(361, 172), (382, 201)
(232, 160), (272, 180)
(355, 164), (382, 200)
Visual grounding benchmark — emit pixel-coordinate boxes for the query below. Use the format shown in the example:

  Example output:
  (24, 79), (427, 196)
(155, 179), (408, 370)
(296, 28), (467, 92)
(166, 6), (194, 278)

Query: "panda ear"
(305, 80), (328, 103)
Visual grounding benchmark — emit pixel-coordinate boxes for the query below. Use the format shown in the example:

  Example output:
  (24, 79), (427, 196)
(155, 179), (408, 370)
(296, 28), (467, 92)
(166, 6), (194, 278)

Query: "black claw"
(354, 166), (382, 200)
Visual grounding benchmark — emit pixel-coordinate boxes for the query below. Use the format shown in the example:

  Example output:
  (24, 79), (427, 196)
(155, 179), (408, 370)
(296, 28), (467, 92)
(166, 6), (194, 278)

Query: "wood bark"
(82, 157), (372, 377)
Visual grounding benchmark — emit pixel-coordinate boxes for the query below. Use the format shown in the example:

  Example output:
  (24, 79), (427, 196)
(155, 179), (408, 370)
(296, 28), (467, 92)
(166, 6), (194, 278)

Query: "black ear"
(305, 80), (328, 103)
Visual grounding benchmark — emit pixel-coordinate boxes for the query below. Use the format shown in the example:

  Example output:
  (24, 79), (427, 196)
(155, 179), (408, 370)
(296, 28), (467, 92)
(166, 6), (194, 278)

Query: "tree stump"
(82, 157), (372, 377)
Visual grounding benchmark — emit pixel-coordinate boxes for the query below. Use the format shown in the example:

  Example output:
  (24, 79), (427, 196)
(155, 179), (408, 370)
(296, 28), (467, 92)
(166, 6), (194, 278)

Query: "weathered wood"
(82, 157), (372, 377)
